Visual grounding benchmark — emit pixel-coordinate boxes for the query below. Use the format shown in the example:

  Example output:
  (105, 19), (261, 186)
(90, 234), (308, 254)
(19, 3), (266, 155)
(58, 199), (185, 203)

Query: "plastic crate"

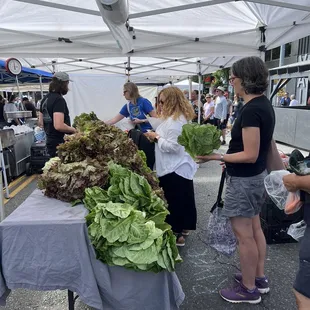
(260, 197), (303, 244)
(261, 197), (303, 224)
(31, 142), (49, 157)
(261, 218), (297, 244)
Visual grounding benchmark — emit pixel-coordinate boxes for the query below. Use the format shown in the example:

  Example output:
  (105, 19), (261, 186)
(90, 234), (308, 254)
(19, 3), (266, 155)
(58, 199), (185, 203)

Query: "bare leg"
(231, 217), (258, 290)
(293, 289), (310, 310)
(252, 215), (266, 278)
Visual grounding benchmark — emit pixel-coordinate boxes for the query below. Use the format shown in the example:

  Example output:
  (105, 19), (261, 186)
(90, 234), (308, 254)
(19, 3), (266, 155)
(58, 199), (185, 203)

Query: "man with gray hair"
(214, 86), (228, 145)
(289, 94), (299, 107)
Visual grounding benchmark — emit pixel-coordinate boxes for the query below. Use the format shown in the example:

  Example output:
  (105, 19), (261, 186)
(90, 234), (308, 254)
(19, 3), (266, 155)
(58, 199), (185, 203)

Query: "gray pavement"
(1, 140), (301, 310)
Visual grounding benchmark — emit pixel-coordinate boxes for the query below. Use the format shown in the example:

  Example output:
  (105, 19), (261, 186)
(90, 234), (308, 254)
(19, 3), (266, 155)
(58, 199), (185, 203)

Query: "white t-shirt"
(155, 115), (198, 180)
(214, 96), (228, 120)
(289, 99), (299, 107)
(203, 101), (215, 119)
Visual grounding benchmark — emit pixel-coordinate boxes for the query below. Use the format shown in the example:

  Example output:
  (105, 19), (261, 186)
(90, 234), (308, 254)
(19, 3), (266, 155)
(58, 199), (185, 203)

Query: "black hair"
(49, 77), (69, 95)
(231, 56), (268, 95)
(22, 97), (29, 102)
(9, 94), (16, 102)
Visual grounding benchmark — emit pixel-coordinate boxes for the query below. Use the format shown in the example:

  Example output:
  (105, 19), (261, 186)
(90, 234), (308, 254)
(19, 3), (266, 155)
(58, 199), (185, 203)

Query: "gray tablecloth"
(0, 189), (184, 310)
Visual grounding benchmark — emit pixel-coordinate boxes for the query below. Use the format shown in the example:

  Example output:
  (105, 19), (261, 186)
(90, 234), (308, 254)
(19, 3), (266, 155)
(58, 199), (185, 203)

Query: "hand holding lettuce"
(178, 123), (221, 158)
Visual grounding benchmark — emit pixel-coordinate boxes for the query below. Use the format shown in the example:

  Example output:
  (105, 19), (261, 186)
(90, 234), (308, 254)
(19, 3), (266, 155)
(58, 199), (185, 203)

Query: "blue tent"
(0, 60), (52, 84)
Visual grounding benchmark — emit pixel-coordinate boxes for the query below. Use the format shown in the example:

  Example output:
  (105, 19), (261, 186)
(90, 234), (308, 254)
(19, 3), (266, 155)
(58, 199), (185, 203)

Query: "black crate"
(31, 142), (49, 157)
(261, 218), (297, 244)
(261, 197), (303, 224)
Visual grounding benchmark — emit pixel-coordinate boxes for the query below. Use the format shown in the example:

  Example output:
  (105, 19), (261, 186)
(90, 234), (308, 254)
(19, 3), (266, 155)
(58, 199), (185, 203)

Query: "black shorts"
(214, 118), (227, 130)
(203, 119), (215, 126)
(294, 226), (310, 298)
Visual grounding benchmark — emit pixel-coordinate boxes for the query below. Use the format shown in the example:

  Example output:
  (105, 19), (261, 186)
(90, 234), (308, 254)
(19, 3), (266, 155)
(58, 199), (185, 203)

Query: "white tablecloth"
(0, 189), (184, 310)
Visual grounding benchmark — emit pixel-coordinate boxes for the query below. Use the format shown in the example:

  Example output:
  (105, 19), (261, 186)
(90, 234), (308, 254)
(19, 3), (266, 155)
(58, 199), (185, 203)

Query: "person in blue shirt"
(106, 82), (157, 132)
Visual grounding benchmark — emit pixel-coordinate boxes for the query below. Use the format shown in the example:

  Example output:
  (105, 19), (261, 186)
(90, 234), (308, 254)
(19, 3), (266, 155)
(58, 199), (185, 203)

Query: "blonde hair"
(158, 87), (196, 121)
(123, 82), (140, 103)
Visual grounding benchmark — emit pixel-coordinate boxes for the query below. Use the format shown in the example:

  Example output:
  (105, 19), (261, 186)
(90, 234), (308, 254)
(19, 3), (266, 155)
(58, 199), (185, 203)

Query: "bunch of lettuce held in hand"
(84, 163), (181, 273)
(178, 123), (221, 158)
(39, 112), (164, 202)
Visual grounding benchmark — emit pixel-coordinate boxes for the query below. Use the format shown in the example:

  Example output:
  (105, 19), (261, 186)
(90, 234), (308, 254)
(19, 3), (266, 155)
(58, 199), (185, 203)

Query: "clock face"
(6, 58), (22, 75)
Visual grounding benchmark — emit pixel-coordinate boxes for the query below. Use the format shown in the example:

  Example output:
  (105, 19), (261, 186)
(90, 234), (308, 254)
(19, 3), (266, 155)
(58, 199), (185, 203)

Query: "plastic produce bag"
(285, 191), (303, 215)
(287, 220), (306, 242)
(205, 207), (237, 256)
(264, 170), (291, 210)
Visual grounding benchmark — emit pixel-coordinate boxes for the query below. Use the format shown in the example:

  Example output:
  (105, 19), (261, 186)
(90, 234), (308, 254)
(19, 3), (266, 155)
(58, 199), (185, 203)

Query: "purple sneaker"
(234, 273), (270, 294)
(220, 282), (261, 304)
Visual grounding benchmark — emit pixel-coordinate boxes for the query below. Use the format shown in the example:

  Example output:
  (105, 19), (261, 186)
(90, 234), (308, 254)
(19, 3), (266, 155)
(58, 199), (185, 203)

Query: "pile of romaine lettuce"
(178, 123), (221, 158)
(85, 162), (181, 272)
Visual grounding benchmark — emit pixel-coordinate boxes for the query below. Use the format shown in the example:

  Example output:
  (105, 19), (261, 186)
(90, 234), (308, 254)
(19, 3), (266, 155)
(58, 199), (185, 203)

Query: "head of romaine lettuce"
(177, 123), (221, 157)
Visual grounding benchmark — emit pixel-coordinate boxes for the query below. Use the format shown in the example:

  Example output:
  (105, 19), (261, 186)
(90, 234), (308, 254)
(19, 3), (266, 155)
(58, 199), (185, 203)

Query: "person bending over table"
(106, 82), (157, 132)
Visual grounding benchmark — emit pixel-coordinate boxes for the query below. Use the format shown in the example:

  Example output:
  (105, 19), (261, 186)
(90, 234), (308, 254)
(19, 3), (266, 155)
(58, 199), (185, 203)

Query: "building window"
(272, 47), (281, 60)
(285, 43), (292, 57)
(265, 50), (271, 61)
(298, 35), (310, 55)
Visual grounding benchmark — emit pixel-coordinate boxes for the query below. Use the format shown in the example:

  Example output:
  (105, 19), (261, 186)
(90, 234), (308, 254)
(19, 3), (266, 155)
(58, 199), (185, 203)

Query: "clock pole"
(15, 75), (23, 110)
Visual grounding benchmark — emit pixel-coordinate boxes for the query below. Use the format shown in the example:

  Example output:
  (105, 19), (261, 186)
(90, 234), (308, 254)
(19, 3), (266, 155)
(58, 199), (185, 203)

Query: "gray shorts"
(222, 170), (267, 218)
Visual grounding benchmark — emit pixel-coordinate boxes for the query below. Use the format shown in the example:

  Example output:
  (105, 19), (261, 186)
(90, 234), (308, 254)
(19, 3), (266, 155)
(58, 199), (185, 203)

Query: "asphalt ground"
(1, 140), (302, 310)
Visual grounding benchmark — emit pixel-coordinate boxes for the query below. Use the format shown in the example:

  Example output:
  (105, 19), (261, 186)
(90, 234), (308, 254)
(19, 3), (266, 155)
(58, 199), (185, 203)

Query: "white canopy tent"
(164, 80), (203, 91)
(0, 0), (309, 82)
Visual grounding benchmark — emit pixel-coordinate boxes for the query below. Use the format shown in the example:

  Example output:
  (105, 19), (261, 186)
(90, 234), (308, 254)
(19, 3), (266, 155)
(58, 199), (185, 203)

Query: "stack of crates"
(26, 141), (50, 175)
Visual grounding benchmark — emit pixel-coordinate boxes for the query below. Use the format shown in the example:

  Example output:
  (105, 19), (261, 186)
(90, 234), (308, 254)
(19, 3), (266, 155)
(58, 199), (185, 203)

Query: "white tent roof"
(1, 0), (310, 82)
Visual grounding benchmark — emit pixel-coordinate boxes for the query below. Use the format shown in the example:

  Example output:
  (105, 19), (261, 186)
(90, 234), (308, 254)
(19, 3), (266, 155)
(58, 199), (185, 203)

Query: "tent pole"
(188, 77), (192, 101)
(198, 74), (202, 124)
(39, 76), (44, 101)
(197, 61), (202, 124)
(126, 57), (131, 82)
(15, 75), (23, 111)
(0, 138), (5, 221)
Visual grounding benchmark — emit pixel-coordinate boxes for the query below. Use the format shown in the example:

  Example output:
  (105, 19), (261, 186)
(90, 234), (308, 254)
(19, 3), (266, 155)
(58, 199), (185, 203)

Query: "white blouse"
(154, 115), (198, 180)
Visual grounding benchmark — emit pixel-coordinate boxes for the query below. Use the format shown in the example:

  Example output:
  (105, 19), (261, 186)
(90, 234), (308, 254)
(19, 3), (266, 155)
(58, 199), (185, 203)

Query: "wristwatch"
(220, 153), (225, 162)
(154, 135), (160, 143)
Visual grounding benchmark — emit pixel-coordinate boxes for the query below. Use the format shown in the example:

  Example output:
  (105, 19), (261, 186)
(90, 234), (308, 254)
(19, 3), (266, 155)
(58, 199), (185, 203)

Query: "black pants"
(159, 172), (197, 233)
(46, 139), (63, 158)
(128, 129), (155, 169)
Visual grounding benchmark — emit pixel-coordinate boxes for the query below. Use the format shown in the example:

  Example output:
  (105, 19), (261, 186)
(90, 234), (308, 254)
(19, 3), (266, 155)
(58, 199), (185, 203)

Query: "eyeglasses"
(229, 76), (238, 85)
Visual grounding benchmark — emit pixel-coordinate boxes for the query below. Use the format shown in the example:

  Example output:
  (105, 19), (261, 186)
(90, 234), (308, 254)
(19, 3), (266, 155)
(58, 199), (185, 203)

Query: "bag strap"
(210, 168), (226, 213)
(217, 167), (226, 203)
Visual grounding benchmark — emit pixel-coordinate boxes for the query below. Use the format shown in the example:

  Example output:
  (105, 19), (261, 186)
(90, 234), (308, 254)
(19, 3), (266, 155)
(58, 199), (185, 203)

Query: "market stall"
(0, 189), (184, 310)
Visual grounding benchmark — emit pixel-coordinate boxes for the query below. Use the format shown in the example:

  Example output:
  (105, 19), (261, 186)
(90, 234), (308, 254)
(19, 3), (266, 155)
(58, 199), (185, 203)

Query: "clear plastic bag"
(264, 170), (291, 210)
(284, 191), (303, 215)
(205, 207), (237, 256)
(287, 220), (306, 242)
